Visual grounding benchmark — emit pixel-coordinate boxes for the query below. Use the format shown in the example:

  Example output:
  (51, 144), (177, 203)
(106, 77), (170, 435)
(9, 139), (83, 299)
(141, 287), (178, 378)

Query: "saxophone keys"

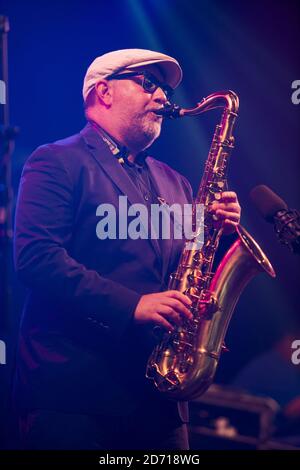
(198, 291), (219, 316)
(187, 271), (203, 285)
(185, 286), (200, 299)
(214, 191), (222, 200)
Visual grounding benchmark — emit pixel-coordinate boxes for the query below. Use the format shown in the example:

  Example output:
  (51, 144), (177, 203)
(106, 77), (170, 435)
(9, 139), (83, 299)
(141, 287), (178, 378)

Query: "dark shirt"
(123, 159), (158, 206)
(89, 120), (158, 206)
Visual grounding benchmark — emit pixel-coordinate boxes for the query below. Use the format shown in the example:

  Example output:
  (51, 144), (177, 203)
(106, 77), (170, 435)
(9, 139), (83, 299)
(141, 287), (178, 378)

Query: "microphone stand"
(0, 15), (18, 329)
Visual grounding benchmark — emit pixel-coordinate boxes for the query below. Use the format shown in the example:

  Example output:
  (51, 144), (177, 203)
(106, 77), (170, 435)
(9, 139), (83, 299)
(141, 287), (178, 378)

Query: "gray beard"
(121, 113), (162, 153)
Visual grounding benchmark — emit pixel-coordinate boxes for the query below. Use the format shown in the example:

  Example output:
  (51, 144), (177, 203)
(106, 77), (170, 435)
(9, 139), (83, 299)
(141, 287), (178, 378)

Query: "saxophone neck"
(183, 91), (239, 117)
(157, 91), (239, 119)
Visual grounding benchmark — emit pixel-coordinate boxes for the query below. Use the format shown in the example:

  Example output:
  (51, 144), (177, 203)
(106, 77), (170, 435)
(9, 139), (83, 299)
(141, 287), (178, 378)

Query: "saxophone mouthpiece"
(155, 102), (182, 119)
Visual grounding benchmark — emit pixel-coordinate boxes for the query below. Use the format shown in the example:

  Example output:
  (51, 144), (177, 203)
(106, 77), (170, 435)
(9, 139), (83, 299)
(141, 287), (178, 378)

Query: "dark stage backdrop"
(0, 0), (299, 448)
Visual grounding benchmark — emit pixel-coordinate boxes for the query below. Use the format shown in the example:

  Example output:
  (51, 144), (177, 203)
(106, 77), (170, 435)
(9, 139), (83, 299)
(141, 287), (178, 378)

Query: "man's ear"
(94, 80), (113, 106)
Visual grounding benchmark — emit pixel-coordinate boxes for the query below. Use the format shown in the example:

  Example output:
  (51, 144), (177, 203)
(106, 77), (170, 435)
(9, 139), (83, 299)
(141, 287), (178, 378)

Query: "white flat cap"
(82, 48), (182, 102)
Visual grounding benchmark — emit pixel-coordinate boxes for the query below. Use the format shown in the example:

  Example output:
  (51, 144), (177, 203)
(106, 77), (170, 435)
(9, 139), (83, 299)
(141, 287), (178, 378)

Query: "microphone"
(250, 185), (300, 255)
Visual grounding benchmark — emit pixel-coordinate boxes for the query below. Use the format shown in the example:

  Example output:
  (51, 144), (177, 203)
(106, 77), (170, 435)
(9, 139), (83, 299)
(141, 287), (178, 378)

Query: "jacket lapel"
(80, 124), (162, 259)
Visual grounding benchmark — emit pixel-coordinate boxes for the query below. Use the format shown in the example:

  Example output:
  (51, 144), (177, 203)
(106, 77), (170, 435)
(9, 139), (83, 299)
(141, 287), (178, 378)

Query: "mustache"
(146, 108), (164, 117)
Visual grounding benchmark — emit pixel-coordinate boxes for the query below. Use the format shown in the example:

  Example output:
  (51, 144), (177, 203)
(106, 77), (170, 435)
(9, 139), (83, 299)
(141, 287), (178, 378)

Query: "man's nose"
(153, 86), (168, 104)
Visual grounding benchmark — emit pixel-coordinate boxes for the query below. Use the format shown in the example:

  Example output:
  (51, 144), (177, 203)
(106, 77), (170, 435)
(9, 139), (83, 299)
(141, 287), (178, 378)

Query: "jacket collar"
(80, 122), (176, 206)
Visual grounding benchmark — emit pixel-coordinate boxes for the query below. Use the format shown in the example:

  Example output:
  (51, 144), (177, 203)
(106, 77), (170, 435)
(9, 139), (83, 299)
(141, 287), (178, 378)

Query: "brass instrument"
(146, 91), (275, 401)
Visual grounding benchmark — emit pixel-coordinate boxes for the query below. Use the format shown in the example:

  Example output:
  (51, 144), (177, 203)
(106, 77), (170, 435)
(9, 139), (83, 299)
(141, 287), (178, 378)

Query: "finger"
(218, 191), (238, 202)
(223, 218), (239, 227)
(215, 209), (240, 222)
(158, 305), (182, 325)
(162, 298), (193, 320)
(165, 290), (192, 306)
(210, 202), (240, 213)
(152, 313), (174, 332)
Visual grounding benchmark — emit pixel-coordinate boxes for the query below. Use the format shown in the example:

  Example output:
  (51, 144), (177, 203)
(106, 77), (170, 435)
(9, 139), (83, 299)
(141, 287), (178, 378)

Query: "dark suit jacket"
(13, 123), (193, 418)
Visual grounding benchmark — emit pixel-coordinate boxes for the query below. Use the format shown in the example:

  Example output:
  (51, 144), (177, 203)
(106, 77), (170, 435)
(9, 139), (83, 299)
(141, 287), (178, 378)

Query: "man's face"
(109, 65), (170, 152)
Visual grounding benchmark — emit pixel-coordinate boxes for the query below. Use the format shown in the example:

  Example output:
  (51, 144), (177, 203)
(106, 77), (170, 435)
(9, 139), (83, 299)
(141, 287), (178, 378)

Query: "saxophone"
(146, 91), (275, 401)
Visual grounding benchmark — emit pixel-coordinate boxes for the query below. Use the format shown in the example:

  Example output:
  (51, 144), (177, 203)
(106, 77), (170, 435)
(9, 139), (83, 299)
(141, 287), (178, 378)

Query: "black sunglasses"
(108, 71), (174, 100)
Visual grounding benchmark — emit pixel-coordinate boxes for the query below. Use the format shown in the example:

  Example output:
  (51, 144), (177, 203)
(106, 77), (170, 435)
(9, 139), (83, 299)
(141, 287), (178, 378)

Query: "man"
(13, 49), (241, 449)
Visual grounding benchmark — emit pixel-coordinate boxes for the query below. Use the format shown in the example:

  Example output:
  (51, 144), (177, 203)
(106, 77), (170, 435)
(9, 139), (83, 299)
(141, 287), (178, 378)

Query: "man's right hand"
(134, 290), (193, 331)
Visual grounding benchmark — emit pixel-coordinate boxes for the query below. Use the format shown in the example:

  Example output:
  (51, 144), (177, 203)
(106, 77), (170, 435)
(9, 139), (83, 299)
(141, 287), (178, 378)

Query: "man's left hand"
(209, 191), (241, 235)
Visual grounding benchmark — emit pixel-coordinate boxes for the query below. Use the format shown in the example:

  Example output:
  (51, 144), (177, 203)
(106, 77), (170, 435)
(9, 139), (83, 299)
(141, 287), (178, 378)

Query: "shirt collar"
(89, 120), (147, 168)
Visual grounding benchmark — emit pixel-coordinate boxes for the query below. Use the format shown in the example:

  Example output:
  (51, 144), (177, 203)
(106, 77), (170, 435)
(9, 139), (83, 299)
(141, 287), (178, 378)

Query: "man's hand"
(134, 290), (193, 331)
(209, 191), (241, 235)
